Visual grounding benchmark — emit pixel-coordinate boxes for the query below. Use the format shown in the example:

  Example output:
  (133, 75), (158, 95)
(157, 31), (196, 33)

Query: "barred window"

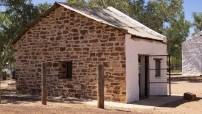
(154, 58), (162, 77)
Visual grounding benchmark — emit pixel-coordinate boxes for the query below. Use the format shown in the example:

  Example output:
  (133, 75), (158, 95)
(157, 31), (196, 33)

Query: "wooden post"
(41, 63), (47, 105)
(97, 64), (104, 109)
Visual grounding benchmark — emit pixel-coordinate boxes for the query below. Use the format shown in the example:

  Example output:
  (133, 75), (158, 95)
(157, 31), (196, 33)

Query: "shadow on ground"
(1, 95), (86, 105)
(0, 79), (85, 105)
(48, 97), (86, 104)
(171, 76), (202, 83)
(1, 95), (39, 104)
(159, 97), (202, 107)
(1, 79), (201, 109)
(131, 95), (202, 108)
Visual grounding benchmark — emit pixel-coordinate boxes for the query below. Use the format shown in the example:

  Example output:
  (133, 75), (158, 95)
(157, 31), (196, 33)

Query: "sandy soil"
(0, 79), (145, 114)
(0, 76), (202, 114)
(152, 76), (202, 114)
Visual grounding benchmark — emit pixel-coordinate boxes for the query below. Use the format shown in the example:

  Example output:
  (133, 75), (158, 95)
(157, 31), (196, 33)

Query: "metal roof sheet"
(59, 2), (166, 42)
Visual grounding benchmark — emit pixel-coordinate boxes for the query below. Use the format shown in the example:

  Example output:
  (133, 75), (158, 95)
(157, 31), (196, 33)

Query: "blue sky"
(32, 0), (65, 4)
(32, 0), (202, 38)
(183, 0), (202, 38)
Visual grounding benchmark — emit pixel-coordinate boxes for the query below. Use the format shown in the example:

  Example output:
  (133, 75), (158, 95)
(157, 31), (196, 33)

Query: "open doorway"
(138, 55), (149, 99)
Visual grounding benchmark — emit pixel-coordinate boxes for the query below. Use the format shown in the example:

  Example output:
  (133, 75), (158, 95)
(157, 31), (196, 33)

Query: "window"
(66, 61), (72, 79)
(59, 61), (72, 79)
(154, 58), (161, 77)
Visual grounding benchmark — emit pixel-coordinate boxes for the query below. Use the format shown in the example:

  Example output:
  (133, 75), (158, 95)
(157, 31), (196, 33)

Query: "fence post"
(97, 64), (104, 109)
(42, 63), (47, 105)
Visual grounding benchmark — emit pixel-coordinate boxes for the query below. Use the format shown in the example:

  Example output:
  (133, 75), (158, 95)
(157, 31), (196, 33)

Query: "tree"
(129, 0), (145, 20)
(36, 2), (52, 14)
(0, 0), (51, 76)
(66, 0), (133, 15)
(0, 12), (12, 77)
(66, 0), (86, 5)
(0, 0), (190, 73)
(137, 0), (184, 34)
(164, 13), (191, 69)
(88, 0), (131, 14)
(192, 12), (202, 36)
(1, 0), (51, 39)
(145, 0), (190, 70)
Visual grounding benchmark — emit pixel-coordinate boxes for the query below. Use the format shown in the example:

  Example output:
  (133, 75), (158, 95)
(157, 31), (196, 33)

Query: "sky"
(32, 0), (202, 38)
(32, 0), (65, 4)
(183, 0), (202, 38)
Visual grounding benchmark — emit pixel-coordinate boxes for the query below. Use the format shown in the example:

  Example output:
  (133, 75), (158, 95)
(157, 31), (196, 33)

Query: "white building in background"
(182, 31), (202, 76)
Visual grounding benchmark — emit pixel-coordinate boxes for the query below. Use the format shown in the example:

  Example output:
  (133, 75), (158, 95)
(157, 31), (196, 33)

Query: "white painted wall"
(125, 34), (167, 103)
(182, 34), (202, 76)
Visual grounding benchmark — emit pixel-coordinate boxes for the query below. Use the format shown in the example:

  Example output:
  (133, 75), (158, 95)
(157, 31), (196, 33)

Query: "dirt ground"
(153, 76), (202, 114)
(0, 76), (202, 114)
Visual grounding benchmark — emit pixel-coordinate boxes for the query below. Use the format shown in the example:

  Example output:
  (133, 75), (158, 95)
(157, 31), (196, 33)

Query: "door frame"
(138, 54), (150, 99)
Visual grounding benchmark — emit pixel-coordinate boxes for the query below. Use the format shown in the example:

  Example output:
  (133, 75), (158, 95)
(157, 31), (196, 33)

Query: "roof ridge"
(57, 2), (104, 9)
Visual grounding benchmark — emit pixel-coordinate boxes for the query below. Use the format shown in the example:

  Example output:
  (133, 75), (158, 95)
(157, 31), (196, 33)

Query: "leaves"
(0, 0), (51, 70)
(165, 13), (190, 63)
(66, 0), (86, 5)
(192, 12), (202, 36)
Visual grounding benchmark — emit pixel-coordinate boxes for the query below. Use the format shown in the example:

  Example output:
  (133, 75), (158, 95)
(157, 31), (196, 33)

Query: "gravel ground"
(0, 76), (202, 114)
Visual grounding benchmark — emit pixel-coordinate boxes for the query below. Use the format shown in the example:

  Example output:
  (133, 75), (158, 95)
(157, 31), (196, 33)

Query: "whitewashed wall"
(182, 32), (202, 76)
(125, 34), (167, 103)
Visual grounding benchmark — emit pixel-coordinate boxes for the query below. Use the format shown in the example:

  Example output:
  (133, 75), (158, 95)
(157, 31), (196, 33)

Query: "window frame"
(153, 58), (162, 77)
(58, 61), (73, 80)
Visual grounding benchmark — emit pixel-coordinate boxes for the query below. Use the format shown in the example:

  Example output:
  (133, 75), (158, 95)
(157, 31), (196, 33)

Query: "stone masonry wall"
(14, 6), (126, 102)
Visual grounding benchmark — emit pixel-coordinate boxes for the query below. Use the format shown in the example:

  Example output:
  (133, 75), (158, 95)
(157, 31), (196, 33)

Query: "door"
(138, 55), (149, 99)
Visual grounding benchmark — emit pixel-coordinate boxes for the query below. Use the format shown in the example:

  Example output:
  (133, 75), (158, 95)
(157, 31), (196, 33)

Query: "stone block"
(183, 92), (196, 100)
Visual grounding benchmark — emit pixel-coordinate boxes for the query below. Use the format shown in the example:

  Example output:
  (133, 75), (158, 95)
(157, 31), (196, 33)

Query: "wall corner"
(125, 34), (132, 40)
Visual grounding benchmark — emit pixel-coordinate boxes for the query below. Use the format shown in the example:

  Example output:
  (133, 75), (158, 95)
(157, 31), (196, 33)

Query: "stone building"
(12, 2), (168, 103)
(182, 31), (202, 76)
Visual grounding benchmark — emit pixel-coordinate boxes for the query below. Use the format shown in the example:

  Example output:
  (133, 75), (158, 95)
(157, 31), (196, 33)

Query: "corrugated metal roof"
(59, 2), (166, 42)
(12, 2), (166, 44)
